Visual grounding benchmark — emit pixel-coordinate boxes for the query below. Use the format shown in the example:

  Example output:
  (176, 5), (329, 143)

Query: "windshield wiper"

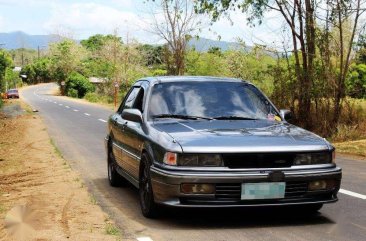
(213, 115), (258, 120)
(152, 114), (213, 120)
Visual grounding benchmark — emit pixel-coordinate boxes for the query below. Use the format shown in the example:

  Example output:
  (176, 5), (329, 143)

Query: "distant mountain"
(187, 37), (250, 52)
(0, 31), (63, 49)
(0, 31), (249, 53)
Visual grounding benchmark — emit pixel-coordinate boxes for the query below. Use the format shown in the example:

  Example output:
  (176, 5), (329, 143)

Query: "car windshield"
(148, 81), (278, 120)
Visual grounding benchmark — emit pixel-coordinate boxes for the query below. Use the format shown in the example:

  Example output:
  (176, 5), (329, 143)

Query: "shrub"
(67, 88), (79, 98)
(65, 72), (95, 98)
(0, 98), (3, 108)
(152, 68), (167, 76)
(84, 92), (99, 103)
(346, 64), (366, 99)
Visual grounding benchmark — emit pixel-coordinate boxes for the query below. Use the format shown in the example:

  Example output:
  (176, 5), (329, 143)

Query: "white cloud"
(43, 2), (149, 40)
(201, 9), (285, 47)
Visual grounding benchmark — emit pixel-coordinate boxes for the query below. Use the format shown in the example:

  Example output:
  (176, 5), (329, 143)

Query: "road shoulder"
(0, 99), (121, 240)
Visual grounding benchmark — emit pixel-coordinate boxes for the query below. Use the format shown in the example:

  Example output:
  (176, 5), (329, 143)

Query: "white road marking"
(65, 106), (70, 108)
(339, 189), (366, 200)
(137, 237), (153, 241)
(59, 103), (63, 106)
(73, 109), (79, 112)
(84, 113), (90, 116)
(98, 119), (107, 123)
(54, 102), (57, 104)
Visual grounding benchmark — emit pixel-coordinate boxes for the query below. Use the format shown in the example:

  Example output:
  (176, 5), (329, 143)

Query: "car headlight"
(293, 152), (332, 165)
(178, 154), (223, 167)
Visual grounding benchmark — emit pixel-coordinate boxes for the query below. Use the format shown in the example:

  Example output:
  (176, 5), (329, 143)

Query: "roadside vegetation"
(1, 0), (366, 156)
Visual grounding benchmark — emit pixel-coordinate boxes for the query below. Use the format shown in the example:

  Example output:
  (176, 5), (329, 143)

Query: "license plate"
(241, 182), (286, 200)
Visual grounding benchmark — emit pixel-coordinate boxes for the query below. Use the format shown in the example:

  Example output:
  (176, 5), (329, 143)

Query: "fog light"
(309, 180), (327, 191)
(181, 184), (215, 194)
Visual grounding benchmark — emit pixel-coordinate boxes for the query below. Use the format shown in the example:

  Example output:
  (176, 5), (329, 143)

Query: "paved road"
(21, 83), (366, 241)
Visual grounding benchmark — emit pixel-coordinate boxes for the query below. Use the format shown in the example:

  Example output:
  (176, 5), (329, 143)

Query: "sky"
(0, 0), (286, 46)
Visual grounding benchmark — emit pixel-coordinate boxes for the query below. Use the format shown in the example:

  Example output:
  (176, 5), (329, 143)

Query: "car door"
(121, 86), (146, 181)
(111, 86), (141, 174)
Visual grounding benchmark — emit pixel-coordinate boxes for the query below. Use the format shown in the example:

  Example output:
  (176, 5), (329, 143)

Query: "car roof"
(139, 76), (249, 85)
(8, 89), (18, 91)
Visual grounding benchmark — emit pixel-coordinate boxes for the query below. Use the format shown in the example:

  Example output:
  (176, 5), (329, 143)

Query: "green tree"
(49, 40), (86, 86)
(5, 68), (22, 89)
(20, 57), (52, 84)
(20, 64), (36, 84)
(347, 64), (366, 98)
(0, 50), (13, 92)
(185, 49), (228, 77)
(138, 44), (164, 67)
(65, 72), (95, 98)
(81, 34), (122, 52)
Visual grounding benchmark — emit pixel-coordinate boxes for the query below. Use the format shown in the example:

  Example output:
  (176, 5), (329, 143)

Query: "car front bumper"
(150, 165), (342, 207)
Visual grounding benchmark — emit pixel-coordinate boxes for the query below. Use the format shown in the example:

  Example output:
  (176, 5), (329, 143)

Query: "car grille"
(222, 153), (294, 168)
(215, 182), (308, 201)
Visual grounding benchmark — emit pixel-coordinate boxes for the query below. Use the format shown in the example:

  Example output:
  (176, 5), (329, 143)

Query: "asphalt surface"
(21, 83), (366, 241)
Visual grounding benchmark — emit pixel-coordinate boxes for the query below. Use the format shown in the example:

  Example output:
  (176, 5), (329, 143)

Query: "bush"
(0, 98), (3, 108)
(67, 88), (79, 98)
(346, 64), (366, 98)
(65, 72), (95, 98)
(152, 69), (167, 76)
(84, 92), (99, 103)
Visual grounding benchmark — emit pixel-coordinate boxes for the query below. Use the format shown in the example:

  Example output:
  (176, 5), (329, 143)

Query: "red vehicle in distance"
(6, 89), (19, 99)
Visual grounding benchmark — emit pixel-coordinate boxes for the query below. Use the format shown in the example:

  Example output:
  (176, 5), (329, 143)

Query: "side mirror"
(121, 109), (143, 123)
(279, 109), (293, 121)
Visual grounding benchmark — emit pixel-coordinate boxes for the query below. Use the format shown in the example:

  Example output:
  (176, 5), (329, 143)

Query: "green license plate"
(241, 182), (286, 200)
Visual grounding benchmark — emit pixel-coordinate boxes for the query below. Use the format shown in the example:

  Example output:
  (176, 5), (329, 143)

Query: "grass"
(89, 194), (97, 205)
(105, 223), (120, 236)
(334, 139), (366, 157)
(83, 91), (126, 109)
(50, 138), (63, 158)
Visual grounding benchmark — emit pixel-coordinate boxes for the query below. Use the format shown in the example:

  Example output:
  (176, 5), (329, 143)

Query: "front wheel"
(139, 153), (159, 218)
(107, 141), (127, 187)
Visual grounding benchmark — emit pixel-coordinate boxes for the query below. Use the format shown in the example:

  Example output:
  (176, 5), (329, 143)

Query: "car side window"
(133, 88), (145, 113)
(117, 86), (146, 114)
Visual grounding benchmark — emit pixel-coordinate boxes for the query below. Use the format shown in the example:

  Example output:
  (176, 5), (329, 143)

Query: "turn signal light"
(181, 183), (215, 194)
(163, 152), (177, 166)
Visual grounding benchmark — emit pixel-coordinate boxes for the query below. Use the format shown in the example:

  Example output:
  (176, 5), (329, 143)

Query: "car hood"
(152, 120), (330, 153)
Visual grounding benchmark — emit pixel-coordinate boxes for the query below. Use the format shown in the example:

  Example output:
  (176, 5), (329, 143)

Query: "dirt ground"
(0, 99), (120, 241)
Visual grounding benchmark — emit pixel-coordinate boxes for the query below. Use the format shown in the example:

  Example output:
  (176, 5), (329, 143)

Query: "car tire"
(107, 140), (127, 187)
(139, 153), (159, 218)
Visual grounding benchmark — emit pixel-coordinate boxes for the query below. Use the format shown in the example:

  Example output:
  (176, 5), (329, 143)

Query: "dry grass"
(334, 139), (366, 157)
